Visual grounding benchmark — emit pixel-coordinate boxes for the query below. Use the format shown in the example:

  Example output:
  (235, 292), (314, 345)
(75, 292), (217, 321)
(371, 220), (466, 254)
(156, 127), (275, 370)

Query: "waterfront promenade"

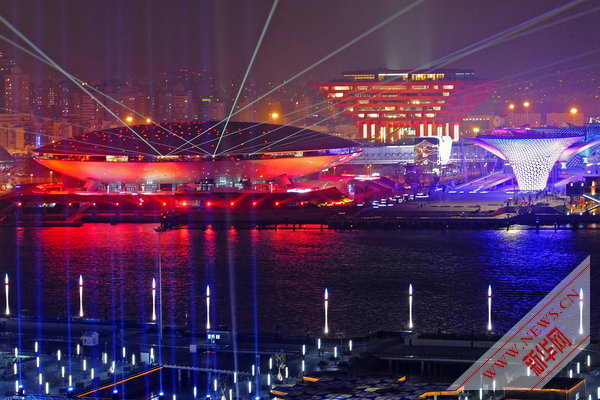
(0, 188), (595, 230)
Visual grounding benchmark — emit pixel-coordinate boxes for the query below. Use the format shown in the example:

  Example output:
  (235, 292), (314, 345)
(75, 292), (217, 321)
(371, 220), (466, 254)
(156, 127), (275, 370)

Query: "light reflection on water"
(2, 225), (598, 337)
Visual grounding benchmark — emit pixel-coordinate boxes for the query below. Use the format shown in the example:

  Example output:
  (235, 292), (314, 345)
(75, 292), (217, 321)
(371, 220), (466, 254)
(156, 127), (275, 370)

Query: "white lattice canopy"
(475, 131), (583, 191)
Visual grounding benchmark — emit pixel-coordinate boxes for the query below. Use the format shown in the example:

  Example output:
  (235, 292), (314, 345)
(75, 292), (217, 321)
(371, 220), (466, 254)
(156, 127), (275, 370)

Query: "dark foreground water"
(1, 225), (598, 337)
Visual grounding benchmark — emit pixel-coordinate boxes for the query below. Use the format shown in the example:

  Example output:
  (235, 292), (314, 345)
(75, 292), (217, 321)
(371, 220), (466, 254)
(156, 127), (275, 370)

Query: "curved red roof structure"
(34, 121), (361, 184)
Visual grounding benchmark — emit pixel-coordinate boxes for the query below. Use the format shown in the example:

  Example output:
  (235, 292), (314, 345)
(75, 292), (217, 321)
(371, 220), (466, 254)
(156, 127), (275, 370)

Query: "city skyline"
(0, 0), (597, 138)
(0, 1), (598, 83)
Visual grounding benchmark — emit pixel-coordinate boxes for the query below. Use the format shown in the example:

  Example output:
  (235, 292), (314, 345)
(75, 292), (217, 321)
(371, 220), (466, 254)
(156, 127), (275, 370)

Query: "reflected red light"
(275, 201), (280, 206)
(92, 202), (96, 206)
(207, 201), (212, 207)
(252, 201), (257, 207)
(115, 202), (120, 206)
(17, 202), (22, 207)
(230, 201), (235, 207)
(182, 201), (187, 207)
(162, 202), (167, 207)
(139, 202), (143, 206)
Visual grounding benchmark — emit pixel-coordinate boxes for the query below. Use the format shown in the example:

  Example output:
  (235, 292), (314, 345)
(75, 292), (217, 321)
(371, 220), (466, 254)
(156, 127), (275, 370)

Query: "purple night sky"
(0, 0), (598, 88)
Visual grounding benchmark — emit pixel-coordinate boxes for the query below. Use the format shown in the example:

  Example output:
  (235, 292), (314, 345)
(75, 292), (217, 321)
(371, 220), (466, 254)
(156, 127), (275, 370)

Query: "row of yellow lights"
(507, 102), (578, 114)
(125, 116), (152, 124)
(470, 105), (580, 133)
(123, 112), (282, 125)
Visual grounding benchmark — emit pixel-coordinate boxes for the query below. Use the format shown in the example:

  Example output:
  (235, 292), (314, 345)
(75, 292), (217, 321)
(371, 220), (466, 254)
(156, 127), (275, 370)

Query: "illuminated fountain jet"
(469, 129), (584, 191)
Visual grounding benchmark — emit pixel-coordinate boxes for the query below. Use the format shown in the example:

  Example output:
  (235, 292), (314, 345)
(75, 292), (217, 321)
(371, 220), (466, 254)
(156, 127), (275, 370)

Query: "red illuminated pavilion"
(310, 69), (495, 142)
(34, 121), (361, 186)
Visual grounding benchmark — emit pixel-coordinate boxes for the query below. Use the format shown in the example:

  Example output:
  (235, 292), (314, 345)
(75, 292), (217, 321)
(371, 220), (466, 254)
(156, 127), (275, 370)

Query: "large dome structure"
(33, 121), (361, 186)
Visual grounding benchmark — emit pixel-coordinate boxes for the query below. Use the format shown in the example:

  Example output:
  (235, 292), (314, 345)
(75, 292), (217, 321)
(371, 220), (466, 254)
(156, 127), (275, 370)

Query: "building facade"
(311, 69), (495, 143)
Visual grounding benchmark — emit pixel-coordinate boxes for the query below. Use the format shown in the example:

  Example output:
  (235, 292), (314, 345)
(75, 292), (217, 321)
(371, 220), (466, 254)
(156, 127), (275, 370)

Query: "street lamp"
(508, 104), (515, 127)
(472, 127), (480, 135)
(125, 116), (134, 124)
(270, 112), (279, 123)
(523, 101), (531, 125)
(570, 107), (578, 115)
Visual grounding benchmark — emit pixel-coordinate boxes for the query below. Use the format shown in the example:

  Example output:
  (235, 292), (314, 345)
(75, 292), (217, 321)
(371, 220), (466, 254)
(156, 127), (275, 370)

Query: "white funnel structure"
(472, 130), (583, 191)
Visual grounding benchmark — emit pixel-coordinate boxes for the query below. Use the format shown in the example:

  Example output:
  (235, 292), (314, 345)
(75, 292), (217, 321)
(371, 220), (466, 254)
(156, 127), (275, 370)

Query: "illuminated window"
(442, 85), (454, 89)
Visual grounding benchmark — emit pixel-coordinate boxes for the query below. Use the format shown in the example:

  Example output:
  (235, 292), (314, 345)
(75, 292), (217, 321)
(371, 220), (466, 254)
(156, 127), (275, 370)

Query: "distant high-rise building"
(78, 94), (99, 126)
(57, 80), (74, 117)
(0, 51), (15, 110)
(233, 97), (257, 122)
(4, 66), (31, 113)
(172, 84), (197, 121)
(156, 91), (173, 122)
(0, 113), (33, 153)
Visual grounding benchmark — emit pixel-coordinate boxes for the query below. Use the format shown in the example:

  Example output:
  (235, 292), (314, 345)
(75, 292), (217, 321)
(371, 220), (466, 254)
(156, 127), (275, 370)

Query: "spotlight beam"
(0, 33), (212, 157)
(499, 5), (600, 43)
(214, 98), (346, 156)
(2, 27), (168, 159)
(216, 0), (592, 155)
(167, 0), (425, 155)
(452, 58), (600, 107)
(423, 0), (590, 72)
(0, 104), (194, 157)
(2, 125), (157, 157)
(248, 110), (347, 156)
(242, 95), (388, 154)
(213, 0), (280, 157)
(169, 97), (334, 156)
(0, 18), (165, 156)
